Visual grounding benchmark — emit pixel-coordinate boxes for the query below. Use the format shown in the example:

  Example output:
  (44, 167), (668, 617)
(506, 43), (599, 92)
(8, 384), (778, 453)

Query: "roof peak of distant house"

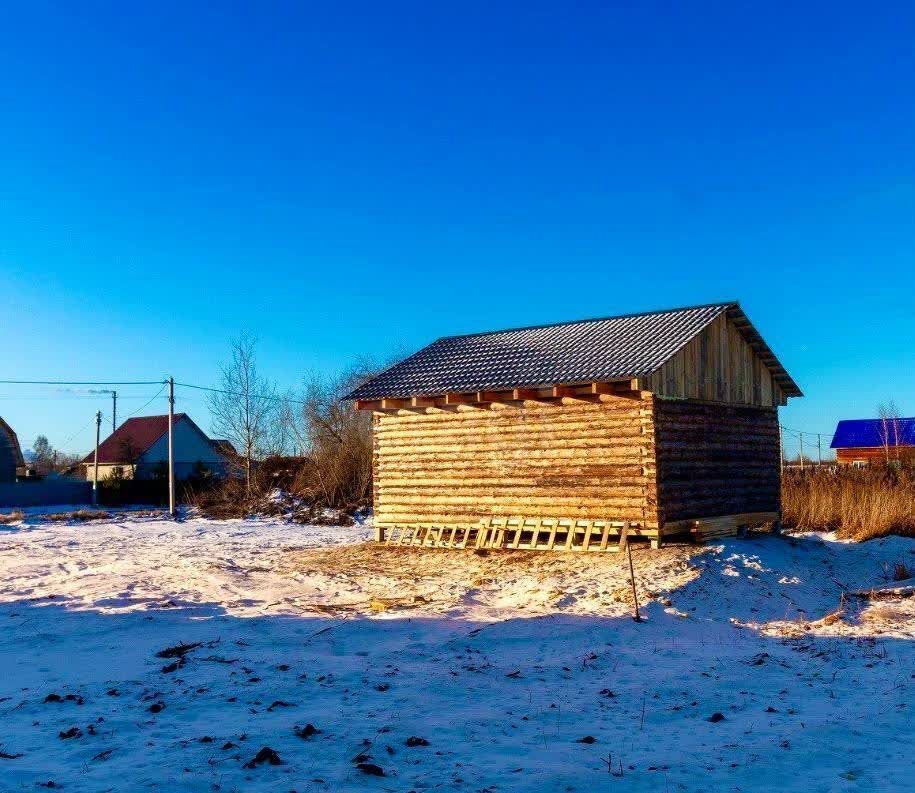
(119, 413), (188, 423)
(435, 300), (740, 343)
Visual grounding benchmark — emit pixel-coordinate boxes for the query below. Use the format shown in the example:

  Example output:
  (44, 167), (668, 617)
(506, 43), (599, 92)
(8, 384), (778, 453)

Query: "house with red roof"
(81, 414), (235, 482)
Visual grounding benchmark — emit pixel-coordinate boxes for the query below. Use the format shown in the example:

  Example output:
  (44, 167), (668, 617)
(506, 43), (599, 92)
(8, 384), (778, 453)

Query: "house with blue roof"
(830, 417), (915, 465)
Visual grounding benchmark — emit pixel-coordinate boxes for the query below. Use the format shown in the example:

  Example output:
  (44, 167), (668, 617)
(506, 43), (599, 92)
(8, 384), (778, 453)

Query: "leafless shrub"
(0, 511), (24, 525)
(193, 357), (384, 521)
(278, 359), (379, 511)
(782, 467), (915, 540)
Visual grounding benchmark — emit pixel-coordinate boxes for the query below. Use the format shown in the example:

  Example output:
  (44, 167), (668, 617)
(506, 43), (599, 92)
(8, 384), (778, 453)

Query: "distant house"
(830, 417), (915, 466)
(81, 414), (233, 482)
(0, 417), (25, 483)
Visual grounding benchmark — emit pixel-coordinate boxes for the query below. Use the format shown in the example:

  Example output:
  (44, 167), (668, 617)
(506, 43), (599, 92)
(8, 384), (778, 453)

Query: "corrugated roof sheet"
(347, 301), (801, 400)
(830, 418), (915, 449)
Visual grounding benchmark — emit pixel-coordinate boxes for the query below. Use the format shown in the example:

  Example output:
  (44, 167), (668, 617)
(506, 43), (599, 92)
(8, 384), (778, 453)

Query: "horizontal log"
(376, 433), (648, 455)
(373, 464), (652, 479)
(375, 398), (649, 426)
(376, 441), (653, 463)
(375, 475), (653, 489)
(659, 431), (777, 439)
(377, 510), (658, 525)
(659, 482), (779, 493)
(374, 415), (647, 441)
(657, 458), (777, 469)
(375, 482), (655, 503)
(377, 494), (652, 508)
(659, 490), (780, 504)
(376, 420), (648, 441)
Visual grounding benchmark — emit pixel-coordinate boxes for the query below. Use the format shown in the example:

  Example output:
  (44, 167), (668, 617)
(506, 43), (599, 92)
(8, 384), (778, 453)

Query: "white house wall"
(137, 420), (228, 479)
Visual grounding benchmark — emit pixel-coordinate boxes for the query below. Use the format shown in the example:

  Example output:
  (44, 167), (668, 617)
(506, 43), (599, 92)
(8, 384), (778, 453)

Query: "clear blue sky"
(1, 1), (913, 458)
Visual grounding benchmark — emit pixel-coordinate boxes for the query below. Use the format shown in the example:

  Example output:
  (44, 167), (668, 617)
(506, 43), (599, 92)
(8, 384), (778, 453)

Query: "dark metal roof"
(347, 301), (802, 400)
(830, 418), (915, 449)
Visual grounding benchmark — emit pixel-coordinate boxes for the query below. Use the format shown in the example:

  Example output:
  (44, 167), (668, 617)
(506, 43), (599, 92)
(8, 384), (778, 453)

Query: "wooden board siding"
(836, 447), (915, 465)
(642, 314), (787, 407)
(372, 395), (658, 528)
(654, 398), (780, 524)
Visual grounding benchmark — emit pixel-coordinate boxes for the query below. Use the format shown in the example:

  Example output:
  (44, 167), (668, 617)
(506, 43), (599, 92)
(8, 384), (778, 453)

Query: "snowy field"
(0, 512), (913, 792)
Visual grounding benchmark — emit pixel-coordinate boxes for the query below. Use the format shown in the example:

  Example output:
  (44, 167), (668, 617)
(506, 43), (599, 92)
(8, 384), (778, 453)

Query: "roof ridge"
(837, 417), (915, 423)
(122, 413), (187, 422)
(435, 300), (738, 342)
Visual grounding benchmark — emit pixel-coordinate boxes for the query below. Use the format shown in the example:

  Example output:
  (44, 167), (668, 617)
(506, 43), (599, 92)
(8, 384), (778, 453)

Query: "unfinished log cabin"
(349, 302), (802, 550)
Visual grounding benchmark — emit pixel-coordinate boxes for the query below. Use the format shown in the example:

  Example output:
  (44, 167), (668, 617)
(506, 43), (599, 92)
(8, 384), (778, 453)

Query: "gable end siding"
(642, 314), (786, 407)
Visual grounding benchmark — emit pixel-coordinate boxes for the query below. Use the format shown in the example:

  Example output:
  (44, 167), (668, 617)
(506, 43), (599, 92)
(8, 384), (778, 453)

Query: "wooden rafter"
(354, 378), (642, 411)
(445, 392), (476, 405)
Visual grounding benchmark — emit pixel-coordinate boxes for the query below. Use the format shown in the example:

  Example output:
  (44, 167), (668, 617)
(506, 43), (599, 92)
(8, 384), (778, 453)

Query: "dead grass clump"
(44, 510), (112, 523)
(0, 510), (24, 525)
(782, 467), (915, 541)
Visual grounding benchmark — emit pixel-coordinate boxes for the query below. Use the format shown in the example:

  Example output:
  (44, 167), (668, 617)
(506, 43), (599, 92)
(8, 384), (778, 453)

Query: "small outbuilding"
(0, 417), (25, 483)
(349, 301), (801, 549)
(831, 418), (915, 466)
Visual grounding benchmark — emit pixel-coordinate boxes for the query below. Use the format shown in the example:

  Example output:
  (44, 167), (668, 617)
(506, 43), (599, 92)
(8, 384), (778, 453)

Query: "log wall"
(654, 398), (780, 523)
(372, 395), (658, 527)
(835, 447), (915, 465)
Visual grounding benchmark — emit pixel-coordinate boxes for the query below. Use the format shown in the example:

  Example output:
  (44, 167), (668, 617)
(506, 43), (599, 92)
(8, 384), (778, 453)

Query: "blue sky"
(1, 1), (913, 458)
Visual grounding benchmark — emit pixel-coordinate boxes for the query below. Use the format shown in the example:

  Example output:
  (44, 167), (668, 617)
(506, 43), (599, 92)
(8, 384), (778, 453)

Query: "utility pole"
(817, 433), (823, 467)
(92, 411), (101, 506)
(779, 424), (784, 478)
(799, 432), (805, 472)
(168, 377), (176, 518)
(112, 391), (117, 431)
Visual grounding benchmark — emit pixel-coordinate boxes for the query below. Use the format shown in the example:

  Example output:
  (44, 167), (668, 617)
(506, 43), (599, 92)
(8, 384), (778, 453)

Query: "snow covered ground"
(0, 512), (913, 792)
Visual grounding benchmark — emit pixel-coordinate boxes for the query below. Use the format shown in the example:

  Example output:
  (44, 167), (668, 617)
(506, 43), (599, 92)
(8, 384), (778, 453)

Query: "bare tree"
(208, 334), (278, 493)
(878, 400), (901, 464)
(280, 358), (380, 508)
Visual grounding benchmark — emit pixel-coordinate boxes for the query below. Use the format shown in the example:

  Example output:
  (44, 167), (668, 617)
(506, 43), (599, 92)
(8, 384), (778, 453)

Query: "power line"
(174, 381), (308, 406)
(780, 424), (834, 437)
(0, 394), (164, 401)
(0, 376), (309, 407)
(0, 379), (166, 386)
(125, 384), (168, 420)
(58, 413), (100, 450)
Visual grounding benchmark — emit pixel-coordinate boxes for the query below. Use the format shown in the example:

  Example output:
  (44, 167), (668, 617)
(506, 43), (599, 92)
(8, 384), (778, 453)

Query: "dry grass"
(0, 510), (24, 525)
(782, 467), (915, 540)
(43, 510), (113, 523)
